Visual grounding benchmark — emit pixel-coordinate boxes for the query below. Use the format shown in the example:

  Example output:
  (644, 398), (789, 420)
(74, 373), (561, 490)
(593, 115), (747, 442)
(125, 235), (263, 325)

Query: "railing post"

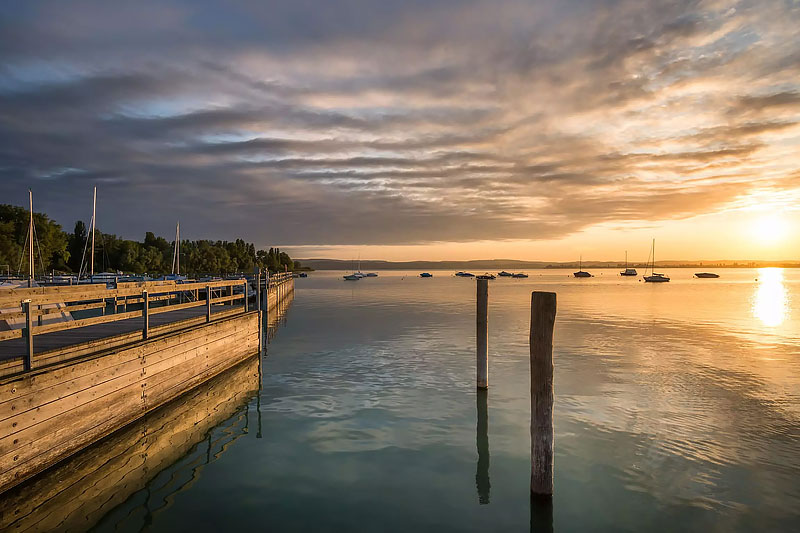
(476, 278), (489, 389)
(22, 299), (33, 371)
(256, 269), (262, 338)
(206, 285), (212, 322)
(142, 290), (149, 340)
(530, 291), (556, 497)
(244, 280), (249, 312)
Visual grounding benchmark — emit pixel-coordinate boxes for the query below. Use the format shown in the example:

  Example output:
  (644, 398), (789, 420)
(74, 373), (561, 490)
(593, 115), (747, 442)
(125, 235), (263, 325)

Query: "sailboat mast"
(28, 189), (34, 288)
(177, 222), (180, 276)
(91, 186), (96, 277)
(652, 239), (655, 272)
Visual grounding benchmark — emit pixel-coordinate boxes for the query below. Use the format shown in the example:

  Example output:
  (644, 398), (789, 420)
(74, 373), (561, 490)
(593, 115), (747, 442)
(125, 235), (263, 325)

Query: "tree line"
(0, 204), (298, 276)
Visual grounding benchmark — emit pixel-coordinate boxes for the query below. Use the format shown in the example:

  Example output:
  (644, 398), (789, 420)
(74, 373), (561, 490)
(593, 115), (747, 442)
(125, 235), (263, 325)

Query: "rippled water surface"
(94, 269), (799, 532)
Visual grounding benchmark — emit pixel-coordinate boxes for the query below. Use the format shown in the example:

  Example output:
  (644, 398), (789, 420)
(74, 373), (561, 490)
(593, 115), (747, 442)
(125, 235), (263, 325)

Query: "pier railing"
(0, 279), (248, 374)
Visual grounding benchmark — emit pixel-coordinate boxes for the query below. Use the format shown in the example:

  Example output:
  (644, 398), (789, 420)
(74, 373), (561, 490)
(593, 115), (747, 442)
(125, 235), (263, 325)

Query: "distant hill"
(297, 258), (800, 270)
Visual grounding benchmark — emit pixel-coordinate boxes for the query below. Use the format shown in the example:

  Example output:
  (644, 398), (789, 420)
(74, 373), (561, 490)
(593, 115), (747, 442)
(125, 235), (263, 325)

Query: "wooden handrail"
(0, 280), (247, 341)
(0, 279), (245, 308)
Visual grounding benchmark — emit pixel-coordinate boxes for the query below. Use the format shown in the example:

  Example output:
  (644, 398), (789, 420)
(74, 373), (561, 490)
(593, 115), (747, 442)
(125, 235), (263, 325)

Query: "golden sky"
(1, 0), (799, 261)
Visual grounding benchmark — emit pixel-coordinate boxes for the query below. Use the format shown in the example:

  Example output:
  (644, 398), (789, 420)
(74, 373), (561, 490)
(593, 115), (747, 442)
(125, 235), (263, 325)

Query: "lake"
(8, 268), (800, 531)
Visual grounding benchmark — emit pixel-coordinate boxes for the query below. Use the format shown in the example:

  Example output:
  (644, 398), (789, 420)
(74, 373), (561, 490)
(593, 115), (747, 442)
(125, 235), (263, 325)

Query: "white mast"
(172, 222), (180, 275)
(90, 186), (96, 277)
(28, 189), (34, 287)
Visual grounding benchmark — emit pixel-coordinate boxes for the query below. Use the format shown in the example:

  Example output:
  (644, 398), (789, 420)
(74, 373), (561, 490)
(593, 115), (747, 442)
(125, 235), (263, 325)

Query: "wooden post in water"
(22, 299), (33, 371)
(142, 290), (149, 340)
(530, 291), (556, 496)
(476, 278), (489, 389)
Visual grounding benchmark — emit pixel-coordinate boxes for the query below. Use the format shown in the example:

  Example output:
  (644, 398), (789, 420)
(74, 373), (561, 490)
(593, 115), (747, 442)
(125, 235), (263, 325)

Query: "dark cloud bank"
(0, 0), (798, 247)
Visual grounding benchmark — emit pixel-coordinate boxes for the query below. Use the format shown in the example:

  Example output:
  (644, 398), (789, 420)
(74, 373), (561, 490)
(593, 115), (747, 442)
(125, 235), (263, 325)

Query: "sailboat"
(620, 251), (637, 276)
(344, 258), (361, 280)
(162, 222), (186, 281)
(573, 256), (591, 277)
(643, 239), (669, 282)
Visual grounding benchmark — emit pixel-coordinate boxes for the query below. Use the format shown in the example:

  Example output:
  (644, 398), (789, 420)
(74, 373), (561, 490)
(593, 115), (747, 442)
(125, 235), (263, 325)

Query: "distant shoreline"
(298, 259), (799, 270)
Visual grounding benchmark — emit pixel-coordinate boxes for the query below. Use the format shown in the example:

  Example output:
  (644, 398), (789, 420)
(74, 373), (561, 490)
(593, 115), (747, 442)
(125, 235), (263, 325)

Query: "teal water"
(83, 269), (800, 530)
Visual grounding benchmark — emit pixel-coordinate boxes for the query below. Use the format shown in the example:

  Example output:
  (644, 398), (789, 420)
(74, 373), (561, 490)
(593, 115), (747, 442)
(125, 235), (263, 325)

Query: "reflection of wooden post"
(23, 299), (33, 371)
(530, 291), (556, 496)
(476, 389), (490, 504)
(476, 278), (488, 389)
(142, 290), (149, 340)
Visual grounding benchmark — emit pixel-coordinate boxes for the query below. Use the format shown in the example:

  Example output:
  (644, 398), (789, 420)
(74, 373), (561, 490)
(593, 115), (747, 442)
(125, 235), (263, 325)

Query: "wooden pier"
(0, 271), (294, 494)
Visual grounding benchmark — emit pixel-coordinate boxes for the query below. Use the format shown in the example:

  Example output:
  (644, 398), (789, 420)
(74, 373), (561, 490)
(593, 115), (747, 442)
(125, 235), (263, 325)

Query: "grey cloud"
(0, 0), (798, 248)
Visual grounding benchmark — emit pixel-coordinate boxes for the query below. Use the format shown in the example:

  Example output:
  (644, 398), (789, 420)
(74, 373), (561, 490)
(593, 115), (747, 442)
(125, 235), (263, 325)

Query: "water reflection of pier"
(264, 286), (293, 345)
(0, 356), (260, 532)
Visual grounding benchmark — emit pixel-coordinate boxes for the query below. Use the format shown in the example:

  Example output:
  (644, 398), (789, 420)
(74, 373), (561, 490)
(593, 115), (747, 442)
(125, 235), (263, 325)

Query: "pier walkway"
(0, 271), (295, 495)
(0, 304), (243, 362)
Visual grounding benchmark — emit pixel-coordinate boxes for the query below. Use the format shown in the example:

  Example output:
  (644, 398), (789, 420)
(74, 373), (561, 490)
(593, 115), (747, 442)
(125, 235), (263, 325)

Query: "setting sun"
(751, 214), (789, 245)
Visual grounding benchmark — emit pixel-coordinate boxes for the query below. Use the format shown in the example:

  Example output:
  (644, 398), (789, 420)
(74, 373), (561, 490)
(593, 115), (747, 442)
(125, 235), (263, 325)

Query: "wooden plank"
(0, 314), (257, 473)
(0, 315), (255, 422)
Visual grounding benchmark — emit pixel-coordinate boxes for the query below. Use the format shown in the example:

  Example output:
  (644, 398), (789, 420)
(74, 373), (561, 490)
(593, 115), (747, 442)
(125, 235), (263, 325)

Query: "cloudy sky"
(1, 0), (799, 261)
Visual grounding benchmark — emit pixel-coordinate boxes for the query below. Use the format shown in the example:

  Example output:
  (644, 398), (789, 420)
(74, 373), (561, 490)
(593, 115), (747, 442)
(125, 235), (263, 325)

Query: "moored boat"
(573, 256), (591, 277)
(455, 271), (475, 277)
(643, 239), (669, 282)
(476, 273), (496, 280)
(694, 272), (719, 278)
(343, 274), (360, 281)
(420, 272), (433, 278)
(498, 271), (513, 277)
(620, 251), (637, 276)
(511, 272), (528, 278)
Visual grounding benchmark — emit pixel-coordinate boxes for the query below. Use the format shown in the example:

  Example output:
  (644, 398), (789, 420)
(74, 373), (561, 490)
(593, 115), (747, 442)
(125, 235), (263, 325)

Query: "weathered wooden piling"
(530, 291), (556, 496)
(476, 278), (489, 389)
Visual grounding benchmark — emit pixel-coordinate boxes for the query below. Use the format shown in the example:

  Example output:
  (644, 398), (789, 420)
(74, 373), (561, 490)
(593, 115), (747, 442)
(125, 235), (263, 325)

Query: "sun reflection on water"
(753, 268), (788, 327)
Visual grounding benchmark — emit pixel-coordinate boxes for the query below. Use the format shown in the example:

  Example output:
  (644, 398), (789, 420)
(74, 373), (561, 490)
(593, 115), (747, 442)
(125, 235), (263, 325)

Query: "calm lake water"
(13, 268), (800, 532)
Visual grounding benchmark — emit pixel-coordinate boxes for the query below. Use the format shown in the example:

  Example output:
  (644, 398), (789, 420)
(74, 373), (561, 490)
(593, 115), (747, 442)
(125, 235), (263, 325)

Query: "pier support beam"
(22, 299), (33, 371)
(206, 285), (212, 323)
(530, 291), (556, 496)
(476, 278), (489, 389)
(142, 290), (149, 340)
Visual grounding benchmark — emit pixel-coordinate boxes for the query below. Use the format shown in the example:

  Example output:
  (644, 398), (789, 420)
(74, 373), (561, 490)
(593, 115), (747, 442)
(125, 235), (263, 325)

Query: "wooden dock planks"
(0, 311), (259, 493)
